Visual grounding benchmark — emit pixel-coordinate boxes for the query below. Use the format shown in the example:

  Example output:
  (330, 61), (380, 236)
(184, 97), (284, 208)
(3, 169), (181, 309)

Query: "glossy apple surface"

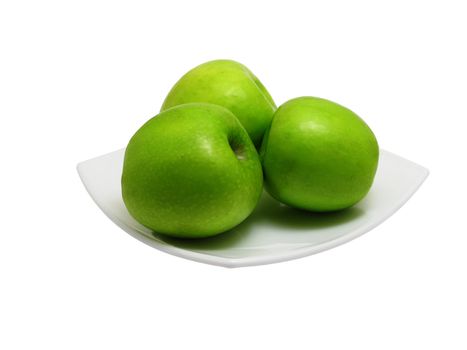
(122, 103), (263, 238)
(261, 97), (379, 212)
(161, 59), (276, 147)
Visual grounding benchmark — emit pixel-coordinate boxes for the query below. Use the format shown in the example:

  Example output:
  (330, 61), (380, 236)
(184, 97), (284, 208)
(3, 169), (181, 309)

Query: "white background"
(1, 1), (466, 349)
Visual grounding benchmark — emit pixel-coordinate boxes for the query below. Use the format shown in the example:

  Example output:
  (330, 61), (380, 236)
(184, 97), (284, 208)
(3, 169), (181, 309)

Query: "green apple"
(161, 59), (276, 147)
(121, 103), (263, 238)
(260, 96), (379, 212)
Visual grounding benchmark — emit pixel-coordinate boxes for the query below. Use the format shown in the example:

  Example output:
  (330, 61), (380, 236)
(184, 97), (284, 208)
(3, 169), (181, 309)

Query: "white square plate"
(77, 149), (428, 268)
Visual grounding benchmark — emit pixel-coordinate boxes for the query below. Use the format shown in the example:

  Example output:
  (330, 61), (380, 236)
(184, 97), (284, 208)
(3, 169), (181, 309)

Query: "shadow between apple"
(152, 191), (364, 251)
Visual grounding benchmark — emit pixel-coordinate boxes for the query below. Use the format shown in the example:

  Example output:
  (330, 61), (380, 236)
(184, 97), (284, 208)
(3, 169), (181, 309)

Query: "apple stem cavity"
(229, 138), (246, 161)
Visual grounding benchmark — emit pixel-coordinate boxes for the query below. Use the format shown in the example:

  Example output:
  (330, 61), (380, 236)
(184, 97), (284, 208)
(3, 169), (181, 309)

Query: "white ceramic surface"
(77, 149), (428, 268)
